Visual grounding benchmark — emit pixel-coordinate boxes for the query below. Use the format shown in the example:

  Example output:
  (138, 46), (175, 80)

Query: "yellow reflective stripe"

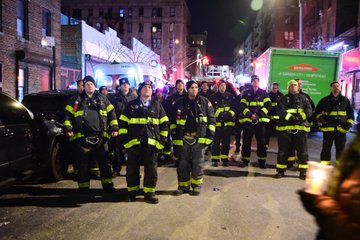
(163, 150), (171, 155)
(224, 122), (235, 126)
(261, 107), (268, 114)
(288, 156), (297, 161)
(148, 138), (164, 150)
(259, 118), (270, 123)
(128, 185), (140, 192)
(65, 105), (75, 114)
(106, 104), (114, 112)
(159, 116), (169, 124)
(242, 157), (250, 161)
(208, 124), (216, 132)
(285, 113), (292, 121)
(329, 111), (346, 116)
(63, 120), (72, 127)
(298, 164), (308, 169)
(239, 118), (252, 123)
(128, 118), (147, 124)
(69, 132), (85, 141)
(160, 130), (168, 137)
(276, 125), (310, 132)
(119, 128), (128, 134)
(177, 119), (186, 125)
(124, 138), (141, 148)
(249, 101), (264, 106)
(215, 122), (222, 127)
(240, 98), (248, 104)
(243, 108), (250, 115)
(179, 181), (190, 187)
(198, 137), (212, 145)
(270, 116), (279, 119)
(300, 112), (306, 120)
(276, 164), (287, 169)
(99, 109), (107, 116)
(272, 102), (278, 106)
(119, 114), (129, 122)
(170, 124), (177, 130)
(101, 178), (113, 184)
(191, 178), (203, 185)
(78, 182), (90, 188)
(347, 119), (354, 124)
(258, 157), (266, 161)
(110, 119), (118, 126)
(102, 131), (111, 139)
(263, 97), (271, 103)
(319, 126), (348, 133)
(320, 160), (331, 165)
(74, 110), (84, 117)
(211, 155), (220, 160)
(287, 109), (304, 113)
(173, 139), (183, 146)
(143, 187), (155, 193)
(214, 107), (224, 117)
(220, 154), (228, 159)
(229, 110), (235, 116)
(316, 113), (322, 119)
(198, 116), (208, 123)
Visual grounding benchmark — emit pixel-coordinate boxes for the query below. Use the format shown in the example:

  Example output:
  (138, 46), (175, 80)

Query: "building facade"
(0, 0), (61, 100)
(61, 0), (191, 83)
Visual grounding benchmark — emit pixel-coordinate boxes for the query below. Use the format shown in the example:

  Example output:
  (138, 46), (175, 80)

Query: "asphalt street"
(0, 132), (356, 240)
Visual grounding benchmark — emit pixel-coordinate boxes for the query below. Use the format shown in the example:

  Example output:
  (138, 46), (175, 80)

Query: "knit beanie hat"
(287, 80), (298, 89)
(83, 75), (96, 86)
(186, 80), (197, 91)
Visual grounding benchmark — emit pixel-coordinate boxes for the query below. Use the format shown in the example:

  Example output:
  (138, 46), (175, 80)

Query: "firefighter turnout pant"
(241, 123), (267, 163)
(276, 131), (309, 173)
(177, 140), (207, 190)
(265, 119), (278, 148)
(234, 122), (243, 151)
(75, 137), (113, 190)
(211, 126), (232, 164)
(113, 136), (126, 174)
(126, 143), (159, 194)
(320, 131), (346, 165)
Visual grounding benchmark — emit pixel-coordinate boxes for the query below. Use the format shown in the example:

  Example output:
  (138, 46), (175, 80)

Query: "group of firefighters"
(63, 74), (355, 204)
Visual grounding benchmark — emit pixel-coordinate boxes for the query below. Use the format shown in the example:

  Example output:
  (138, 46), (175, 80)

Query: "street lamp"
(41, 36), (56, 90)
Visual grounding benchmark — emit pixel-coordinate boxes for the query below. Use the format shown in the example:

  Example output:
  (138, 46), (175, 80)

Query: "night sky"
(186, 0), (258, 65)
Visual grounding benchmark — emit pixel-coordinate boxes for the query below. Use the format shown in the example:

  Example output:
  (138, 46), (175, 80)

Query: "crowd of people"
(63, 75), (358, 208)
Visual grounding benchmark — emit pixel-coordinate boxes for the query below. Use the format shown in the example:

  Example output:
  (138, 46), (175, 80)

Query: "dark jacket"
(276, 92), (312, 132)
(268, 91), (284, 120)
(63, 91), (118, 140)
(118, 97), (169, 151)
(315, 94), (354, 133)
(169, 94), (216, 146)
(238, 88), (272, 124)
(112, 91), (137, 118)
(209, 91), (236, 127)
(164, 91), (186, 116)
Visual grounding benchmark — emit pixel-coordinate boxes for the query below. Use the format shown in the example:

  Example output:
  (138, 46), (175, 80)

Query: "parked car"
(22, 90), (76, 181)
(0, 92), (35, 191)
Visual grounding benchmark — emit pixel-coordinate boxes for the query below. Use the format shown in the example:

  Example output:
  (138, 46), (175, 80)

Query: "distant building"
(61, 0), (191, 83)
(0, 0), (61, 100)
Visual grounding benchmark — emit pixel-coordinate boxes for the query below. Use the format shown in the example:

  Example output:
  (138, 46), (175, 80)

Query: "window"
(0, 0), (2, 32)
(139, 7), (144, 17)
(128, 8), (133, 17)
(127, 23), (132, 33)
(18, 68), (27, 102)
(284, 15), (294, 25)
(152, 38), (161, 49)
(170, 7), (175, 17)
(119, 8), (124, 18)
(169, 38), (174, 48)
(169, 22), (174, 32)
(88, 8), (93, 17)
(139, 23), (143, 33)
(152, 23), (162, 33)
(284, 31), (294, 40)
(17, 0), (28, 38)
(152, 8), (162, 18)
(99, 8), (104, 17)
(0, 63), (2, 92)
(42, 9), (51, 36)
(328, 0), (332, 9)
(72, 9), (82, 18)
(107, 8), (112, 18)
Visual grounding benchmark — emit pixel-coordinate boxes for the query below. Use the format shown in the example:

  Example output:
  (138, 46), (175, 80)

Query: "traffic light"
(202, 56), (210, 65)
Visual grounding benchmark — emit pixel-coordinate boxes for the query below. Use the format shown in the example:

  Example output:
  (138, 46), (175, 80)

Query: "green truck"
(254, 48), (341, 105)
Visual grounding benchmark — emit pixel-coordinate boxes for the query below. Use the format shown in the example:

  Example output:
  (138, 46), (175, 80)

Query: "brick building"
(61, 0), (191, 82)
(0, 0), (61, 100)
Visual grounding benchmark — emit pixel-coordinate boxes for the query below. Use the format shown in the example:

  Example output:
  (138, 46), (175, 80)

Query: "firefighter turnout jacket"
(118, 98), (169, 151)
(170, 94), (216, 147)
(209, 91), (236, 127)
(63, 91), (119, 140)
(315, 94), (354, 133)
(239, 88), (272, 124)
(268, 91), (284, 120)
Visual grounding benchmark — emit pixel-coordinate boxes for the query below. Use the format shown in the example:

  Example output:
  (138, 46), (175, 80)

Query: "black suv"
(22, 90), (76, 181)
(0, 92), (35, 190)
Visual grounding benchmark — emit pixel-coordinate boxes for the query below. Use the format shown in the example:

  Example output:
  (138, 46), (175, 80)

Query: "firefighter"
(112, 77), (137, 177)
(238, 75), (272, 169)
(199, 81), (213, 99)
(314, 81), (354, 165)
(170, 80), (215, 196)
(63, 75), (118, 192)
(265, 82), (283, 149)
(273, 80), (312, 179)
(234, 86), (246, 154)
(209, 79), (236, 166)
(118, 80), (169, 204)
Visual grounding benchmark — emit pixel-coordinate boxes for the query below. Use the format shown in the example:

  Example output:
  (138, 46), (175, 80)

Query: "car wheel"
(49, 141), (67, 181)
